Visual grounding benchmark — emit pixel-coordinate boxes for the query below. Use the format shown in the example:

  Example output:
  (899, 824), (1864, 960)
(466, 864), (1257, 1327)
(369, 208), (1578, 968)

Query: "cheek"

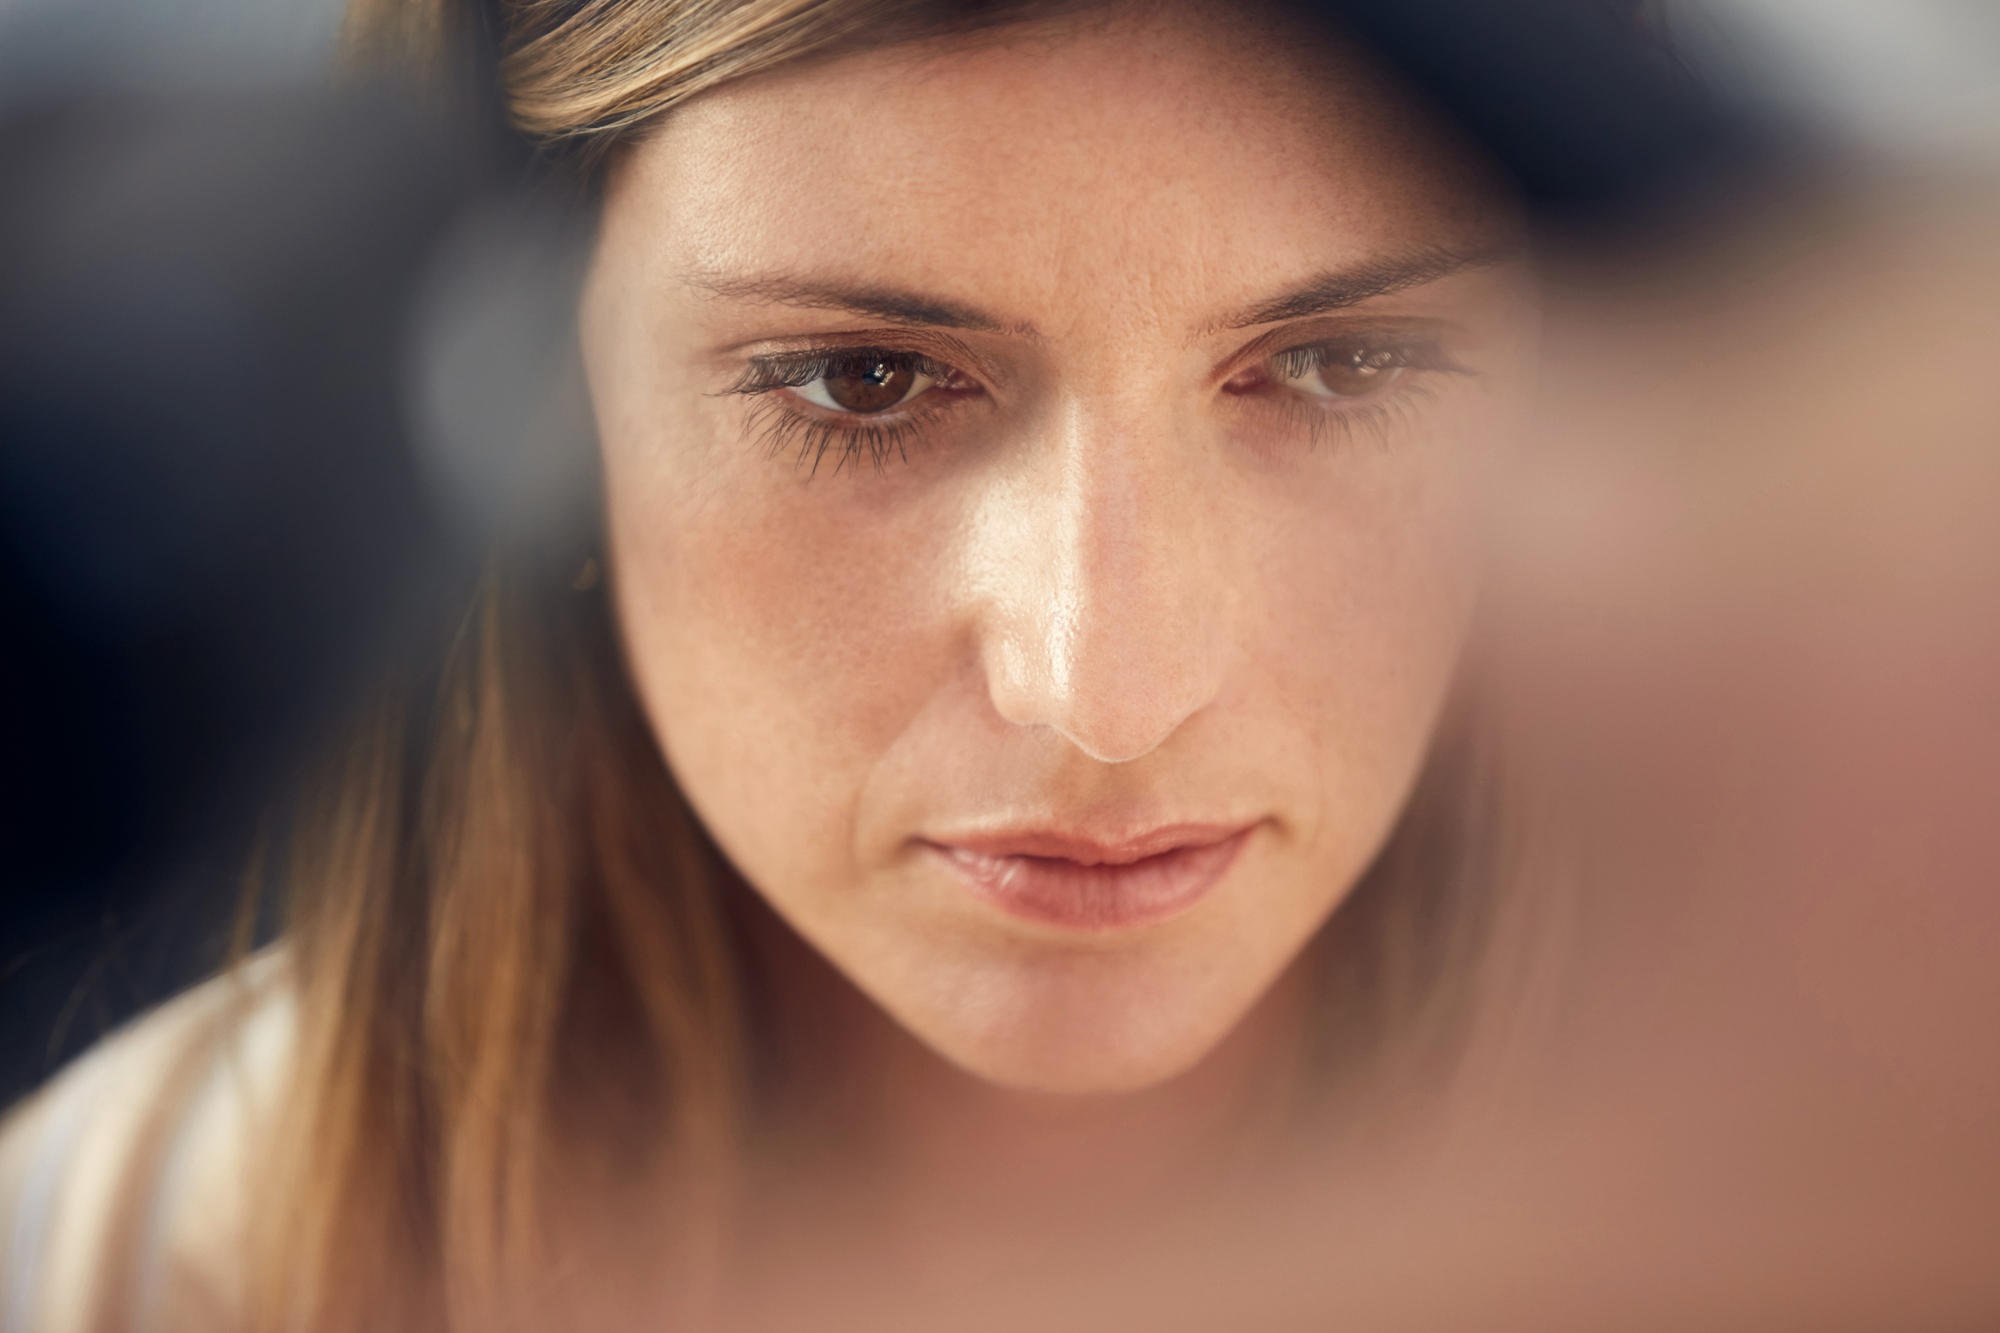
(604, 437), (963, 884)
(1253, 414), (1486, 756)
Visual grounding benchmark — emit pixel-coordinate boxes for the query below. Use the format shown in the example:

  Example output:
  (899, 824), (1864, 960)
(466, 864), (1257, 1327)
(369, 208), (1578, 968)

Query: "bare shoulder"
(0, 950), (296, 1333)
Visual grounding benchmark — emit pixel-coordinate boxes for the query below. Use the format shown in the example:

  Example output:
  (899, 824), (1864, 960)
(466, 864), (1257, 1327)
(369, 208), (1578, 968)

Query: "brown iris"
(1317, 347), (1395, 397)
(821, 357), (917, 412)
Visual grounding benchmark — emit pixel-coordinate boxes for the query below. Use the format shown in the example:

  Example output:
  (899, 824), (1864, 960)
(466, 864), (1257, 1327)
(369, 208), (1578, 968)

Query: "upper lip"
(922, 822), (1255, 866)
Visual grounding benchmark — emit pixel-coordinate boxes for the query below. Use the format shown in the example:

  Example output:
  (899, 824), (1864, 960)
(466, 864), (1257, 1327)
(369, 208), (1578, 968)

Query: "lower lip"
(927, 829), (1253, 931)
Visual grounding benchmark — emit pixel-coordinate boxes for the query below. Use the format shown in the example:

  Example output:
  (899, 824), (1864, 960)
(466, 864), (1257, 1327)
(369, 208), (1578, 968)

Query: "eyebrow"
(683, 271), (1015, 333)
(1212, 245), (1520, 331)
(685, 243), (1516, 342)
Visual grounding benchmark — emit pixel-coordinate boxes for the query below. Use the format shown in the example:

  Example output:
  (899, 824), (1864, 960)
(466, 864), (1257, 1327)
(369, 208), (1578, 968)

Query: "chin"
(903, 956), (1274, 1097)
(951, 1041), (1222, 1097)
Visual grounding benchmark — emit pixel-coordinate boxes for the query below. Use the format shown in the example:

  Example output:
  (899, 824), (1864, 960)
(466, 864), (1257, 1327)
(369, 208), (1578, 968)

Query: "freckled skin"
(582, 4), (1537, 1094)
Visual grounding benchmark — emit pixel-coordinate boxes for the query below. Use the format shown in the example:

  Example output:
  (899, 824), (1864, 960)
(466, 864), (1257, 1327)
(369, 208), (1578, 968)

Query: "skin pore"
(579, 0), (1535, 1278)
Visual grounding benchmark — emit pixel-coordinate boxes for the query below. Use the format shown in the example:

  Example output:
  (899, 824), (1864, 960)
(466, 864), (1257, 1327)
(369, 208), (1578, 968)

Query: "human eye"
(740, 349), (942, 412)
(1217, 330), (1471, 450)
(723, 347), (981, 474)
(1225, 334), (1466, 404)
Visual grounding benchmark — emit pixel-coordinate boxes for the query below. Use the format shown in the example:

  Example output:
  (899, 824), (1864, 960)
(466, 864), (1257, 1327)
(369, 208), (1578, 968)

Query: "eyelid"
(725, 347), (954, 398)
(711, 328), (999, 384)
(744, 389), (958, 477)
(722, 346), (985, 476)
(1213, 316), (1468, 387)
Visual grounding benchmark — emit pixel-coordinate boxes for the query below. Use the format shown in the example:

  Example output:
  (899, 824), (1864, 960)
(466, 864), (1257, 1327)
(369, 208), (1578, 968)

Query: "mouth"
(920, 823), (1256, 931)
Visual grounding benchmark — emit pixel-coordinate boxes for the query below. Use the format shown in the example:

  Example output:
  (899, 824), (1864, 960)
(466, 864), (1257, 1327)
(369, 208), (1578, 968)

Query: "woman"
(0, 0), (1566, 1327)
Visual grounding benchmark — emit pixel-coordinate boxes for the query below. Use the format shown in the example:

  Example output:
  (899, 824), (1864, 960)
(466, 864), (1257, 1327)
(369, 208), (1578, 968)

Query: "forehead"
(602, 6), (1507, 327)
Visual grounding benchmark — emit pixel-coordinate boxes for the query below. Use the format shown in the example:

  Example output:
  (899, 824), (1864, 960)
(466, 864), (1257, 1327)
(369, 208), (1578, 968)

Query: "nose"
(972, 401), (1225, 764)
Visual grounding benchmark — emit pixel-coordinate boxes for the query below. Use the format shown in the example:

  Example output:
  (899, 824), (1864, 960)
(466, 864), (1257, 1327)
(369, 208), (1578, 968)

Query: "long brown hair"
(95, 3), (1524, 1328)
(243, 562), (1505, 1332)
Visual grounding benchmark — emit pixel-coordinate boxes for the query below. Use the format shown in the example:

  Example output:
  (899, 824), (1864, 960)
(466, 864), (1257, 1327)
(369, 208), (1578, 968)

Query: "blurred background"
(0, 0), (490, 1104)
(0, 0), (342, 92)
(0, 0), (618, 1105)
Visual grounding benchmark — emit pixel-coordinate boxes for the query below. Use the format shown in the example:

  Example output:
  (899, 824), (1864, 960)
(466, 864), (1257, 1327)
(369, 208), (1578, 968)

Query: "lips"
(922, 823), (1254, 931)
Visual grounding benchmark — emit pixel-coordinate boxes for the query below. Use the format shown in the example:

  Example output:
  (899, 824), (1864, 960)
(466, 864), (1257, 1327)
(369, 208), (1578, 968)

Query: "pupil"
(824, 357), (914, 413)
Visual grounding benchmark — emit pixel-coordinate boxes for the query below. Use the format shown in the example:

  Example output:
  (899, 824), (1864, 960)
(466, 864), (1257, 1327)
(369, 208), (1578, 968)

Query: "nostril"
(983, 625), (1214, 764)
(1061, 680), (1208, 764)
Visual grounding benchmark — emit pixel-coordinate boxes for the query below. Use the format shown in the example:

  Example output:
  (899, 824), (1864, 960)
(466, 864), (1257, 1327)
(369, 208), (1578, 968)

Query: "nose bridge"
(979, 393), (1223, 764)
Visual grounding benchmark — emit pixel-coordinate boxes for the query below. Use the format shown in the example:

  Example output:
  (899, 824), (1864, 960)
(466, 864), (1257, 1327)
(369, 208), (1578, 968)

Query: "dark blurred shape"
(0, 85), (485, 1102)
(1320, 0), (1770, 222)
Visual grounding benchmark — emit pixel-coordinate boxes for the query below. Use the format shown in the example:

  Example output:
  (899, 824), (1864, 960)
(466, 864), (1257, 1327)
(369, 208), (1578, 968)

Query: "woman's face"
(584, 4), (1534, 1094)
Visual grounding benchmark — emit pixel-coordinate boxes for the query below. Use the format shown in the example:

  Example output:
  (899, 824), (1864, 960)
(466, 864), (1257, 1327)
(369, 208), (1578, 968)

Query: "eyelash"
(1265, 380), (1446, 452)
(1237, 338), (1467, 452)
(724, 336), (1465, 475)
(726, 349), (956, 475)
(1262, 338), (1462, 384)
(727, 348), (954, 397)
(742, 396), (940, 476)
